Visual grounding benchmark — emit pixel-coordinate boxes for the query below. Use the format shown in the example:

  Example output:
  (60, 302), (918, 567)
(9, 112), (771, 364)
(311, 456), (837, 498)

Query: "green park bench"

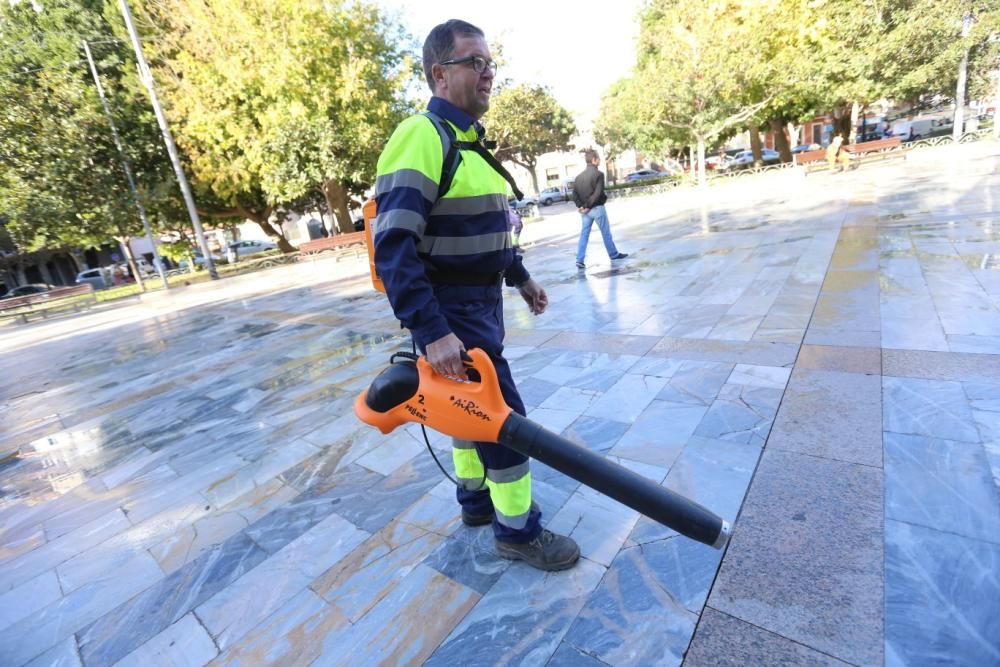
(0, 284), (97, 324)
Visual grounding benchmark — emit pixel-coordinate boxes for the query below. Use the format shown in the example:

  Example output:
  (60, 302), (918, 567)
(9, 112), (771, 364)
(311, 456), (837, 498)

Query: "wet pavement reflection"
(1, 142), (999, 665)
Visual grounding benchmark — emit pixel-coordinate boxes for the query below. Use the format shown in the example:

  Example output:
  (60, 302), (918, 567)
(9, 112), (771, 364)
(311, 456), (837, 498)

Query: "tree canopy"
(0, 0), (177, 252)
(141, 0), (417, 237)
(485, 83), (577, 194)
(598, 0), (1000, 178)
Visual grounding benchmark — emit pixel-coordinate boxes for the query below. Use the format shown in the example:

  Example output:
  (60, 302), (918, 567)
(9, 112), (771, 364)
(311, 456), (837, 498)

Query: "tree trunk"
(832, 106), (849, 142)
(117, 236), (146, 293)
(787, 122), (798, 149)
(251, 218), (296, 253)
(509, 158), (539, 196)
(37, 254), (54, 285)
(689, 145), (697, 178)
(526, 160), (540, 196)
(69, 250), (85, 273)
(696, 136), (707, 188)
(849, 102), (861, 144)
(322, 180), (355, 235)
(748, 123), (763, 167)
(1, 267), (15, 293)
(770, 118), (793, 163)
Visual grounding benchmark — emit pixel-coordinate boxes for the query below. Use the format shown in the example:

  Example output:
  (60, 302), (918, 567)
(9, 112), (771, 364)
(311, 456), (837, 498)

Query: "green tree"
(0, 0), (177, 269)
(485, 83), (577, 195)
(603, 0), (777, 185)
(143, 0), (415, 239)
(742, 1), (830, 163)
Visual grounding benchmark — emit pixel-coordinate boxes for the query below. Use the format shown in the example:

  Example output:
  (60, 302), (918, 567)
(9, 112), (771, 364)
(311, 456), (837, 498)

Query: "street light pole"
(994, 68), (1000, 140)
(953, 13), (974, 144)
(117, 0), (217, 279)
(82, 39), (169, 291)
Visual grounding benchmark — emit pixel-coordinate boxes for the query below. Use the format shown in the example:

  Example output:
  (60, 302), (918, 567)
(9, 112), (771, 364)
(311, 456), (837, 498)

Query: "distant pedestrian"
(826, 136), (851, 172)
(507, 206), (524, 254)
(572, 150), (629, 269)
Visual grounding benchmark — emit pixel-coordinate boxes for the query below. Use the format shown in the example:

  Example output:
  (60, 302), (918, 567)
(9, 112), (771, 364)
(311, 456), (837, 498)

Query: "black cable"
(410, 336), (487, 491)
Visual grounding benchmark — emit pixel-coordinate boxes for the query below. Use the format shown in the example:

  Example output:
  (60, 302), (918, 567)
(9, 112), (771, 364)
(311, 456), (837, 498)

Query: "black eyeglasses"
(439, 55), (498, 75)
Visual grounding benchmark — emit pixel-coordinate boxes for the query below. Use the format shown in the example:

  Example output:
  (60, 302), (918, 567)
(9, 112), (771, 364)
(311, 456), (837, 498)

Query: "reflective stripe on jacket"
(373, 97), (530, 344)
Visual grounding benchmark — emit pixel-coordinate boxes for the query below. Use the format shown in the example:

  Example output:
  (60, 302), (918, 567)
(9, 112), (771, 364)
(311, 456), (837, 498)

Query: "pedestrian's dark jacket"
(573, 164), (607, 209)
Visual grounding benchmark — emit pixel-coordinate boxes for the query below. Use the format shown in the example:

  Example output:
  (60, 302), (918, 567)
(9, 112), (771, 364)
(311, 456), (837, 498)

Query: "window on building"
(545, 168), (560, 185)
(812, 124), (822, 145)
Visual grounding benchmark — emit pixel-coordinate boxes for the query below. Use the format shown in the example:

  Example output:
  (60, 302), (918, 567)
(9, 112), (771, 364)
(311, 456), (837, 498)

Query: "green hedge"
(607, 175), (684, 191)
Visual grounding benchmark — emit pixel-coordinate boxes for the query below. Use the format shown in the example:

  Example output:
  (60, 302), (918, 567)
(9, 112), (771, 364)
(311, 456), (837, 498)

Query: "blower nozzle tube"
(353, 349), (731, 550)
(499, 413), (731, 549)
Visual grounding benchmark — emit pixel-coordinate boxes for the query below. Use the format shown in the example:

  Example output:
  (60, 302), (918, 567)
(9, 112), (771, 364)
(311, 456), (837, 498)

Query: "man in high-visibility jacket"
(372, 19), (579, 571)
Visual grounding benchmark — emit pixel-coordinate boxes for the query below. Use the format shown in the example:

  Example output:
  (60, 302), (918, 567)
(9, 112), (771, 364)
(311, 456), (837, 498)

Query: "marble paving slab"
(885, 520), (1000, 666)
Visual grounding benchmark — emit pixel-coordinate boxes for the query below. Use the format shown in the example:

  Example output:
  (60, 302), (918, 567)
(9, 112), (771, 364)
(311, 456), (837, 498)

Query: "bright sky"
(376, 0), (646, 131)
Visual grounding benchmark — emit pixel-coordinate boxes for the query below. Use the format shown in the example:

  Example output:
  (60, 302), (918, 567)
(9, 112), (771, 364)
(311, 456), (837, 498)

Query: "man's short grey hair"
(422, 19), (485, 92)
(584, 149), (600, 164)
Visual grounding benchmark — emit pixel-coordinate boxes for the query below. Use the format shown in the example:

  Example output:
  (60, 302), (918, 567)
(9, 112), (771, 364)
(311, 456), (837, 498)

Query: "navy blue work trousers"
(416, 284), (542, 543)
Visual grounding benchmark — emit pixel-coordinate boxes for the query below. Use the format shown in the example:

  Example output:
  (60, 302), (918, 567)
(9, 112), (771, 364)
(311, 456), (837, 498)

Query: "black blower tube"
(499, 412), (731, 549)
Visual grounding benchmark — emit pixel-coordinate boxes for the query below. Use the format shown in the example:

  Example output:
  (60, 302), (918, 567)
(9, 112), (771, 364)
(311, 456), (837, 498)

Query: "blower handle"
(353, 348), (511, 442)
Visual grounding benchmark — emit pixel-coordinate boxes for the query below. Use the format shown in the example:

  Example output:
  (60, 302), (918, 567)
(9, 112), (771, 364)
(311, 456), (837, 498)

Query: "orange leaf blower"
(354, 348), (732, 549)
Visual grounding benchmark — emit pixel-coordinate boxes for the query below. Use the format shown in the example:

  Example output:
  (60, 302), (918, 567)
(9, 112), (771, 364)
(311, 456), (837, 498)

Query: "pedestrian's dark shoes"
(496, 529), (580, 571)
(576, 261), (586, 269)
(461, 508), (494, 526)
(610, 252), (629, 260)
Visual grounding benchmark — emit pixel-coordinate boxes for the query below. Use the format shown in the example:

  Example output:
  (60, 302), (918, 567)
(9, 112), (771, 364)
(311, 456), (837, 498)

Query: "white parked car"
(75, 267), (112, 290)
(228, 239), (277, 259)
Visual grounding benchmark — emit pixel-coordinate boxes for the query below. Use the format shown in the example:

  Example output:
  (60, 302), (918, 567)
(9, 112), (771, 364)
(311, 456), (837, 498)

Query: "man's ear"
(431, 63), (446, 92)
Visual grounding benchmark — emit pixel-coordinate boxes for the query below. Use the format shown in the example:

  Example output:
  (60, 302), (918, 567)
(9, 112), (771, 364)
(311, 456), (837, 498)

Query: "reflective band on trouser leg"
(452, 439), (485, 491)
(486, 462), (533, 530)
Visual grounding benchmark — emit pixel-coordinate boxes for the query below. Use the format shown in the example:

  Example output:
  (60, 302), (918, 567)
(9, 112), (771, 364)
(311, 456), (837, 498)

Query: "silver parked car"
(538, 187), (570, 206)
(75, 267), (111, 290)
(228, 239), (277, 259)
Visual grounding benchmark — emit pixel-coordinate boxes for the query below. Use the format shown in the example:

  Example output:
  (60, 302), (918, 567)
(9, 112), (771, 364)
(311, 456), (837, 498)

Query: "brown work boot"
(496, 529), (580, 571)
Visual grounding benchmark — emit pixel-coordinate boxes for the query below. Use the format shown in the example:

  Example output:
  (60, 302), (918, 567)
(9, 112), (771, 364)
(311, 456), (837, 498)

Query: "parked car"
(192, 250), (225, 266)
(509, 195), (538, 217)
(705, 154), (732, 170)
(116, 258), (155, 278)
(1, 283), (53, 299)
(624, 169), (674, 183)
(75, 267), (111, 290)
(655, 159), (684, 175)
(538, 187), (570, 206)
(727, 149), (781, 169)
(791, 143), (821, 154)
(228, 239), (278, 259)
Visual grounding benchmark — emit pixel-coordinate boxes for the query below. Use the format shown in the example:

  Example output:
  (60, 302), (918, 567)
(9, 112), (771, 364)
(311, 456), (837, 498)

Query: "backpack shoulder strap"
(422, 111), (463, 201)
(422, 111), (524, 202)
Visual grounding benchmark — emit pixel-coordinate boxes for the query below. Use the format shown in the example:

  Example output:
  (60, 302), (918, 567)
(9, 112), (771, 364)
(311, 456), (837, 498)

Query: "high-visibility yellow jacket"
(373, 97), (529, 345)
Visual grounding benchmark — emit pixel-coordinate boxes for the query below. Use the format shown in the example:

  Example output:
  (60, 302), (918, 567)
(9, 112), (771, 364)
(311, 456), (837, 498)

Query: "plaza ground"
(1, 141), (999, 665)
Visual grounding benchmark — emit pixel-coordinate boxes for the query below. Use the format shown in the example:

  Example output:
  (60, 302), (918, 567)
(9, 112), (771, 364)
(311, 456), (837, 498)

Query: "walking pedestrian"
(572, 150), (629, 269)
(507, 206), (524, 254)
